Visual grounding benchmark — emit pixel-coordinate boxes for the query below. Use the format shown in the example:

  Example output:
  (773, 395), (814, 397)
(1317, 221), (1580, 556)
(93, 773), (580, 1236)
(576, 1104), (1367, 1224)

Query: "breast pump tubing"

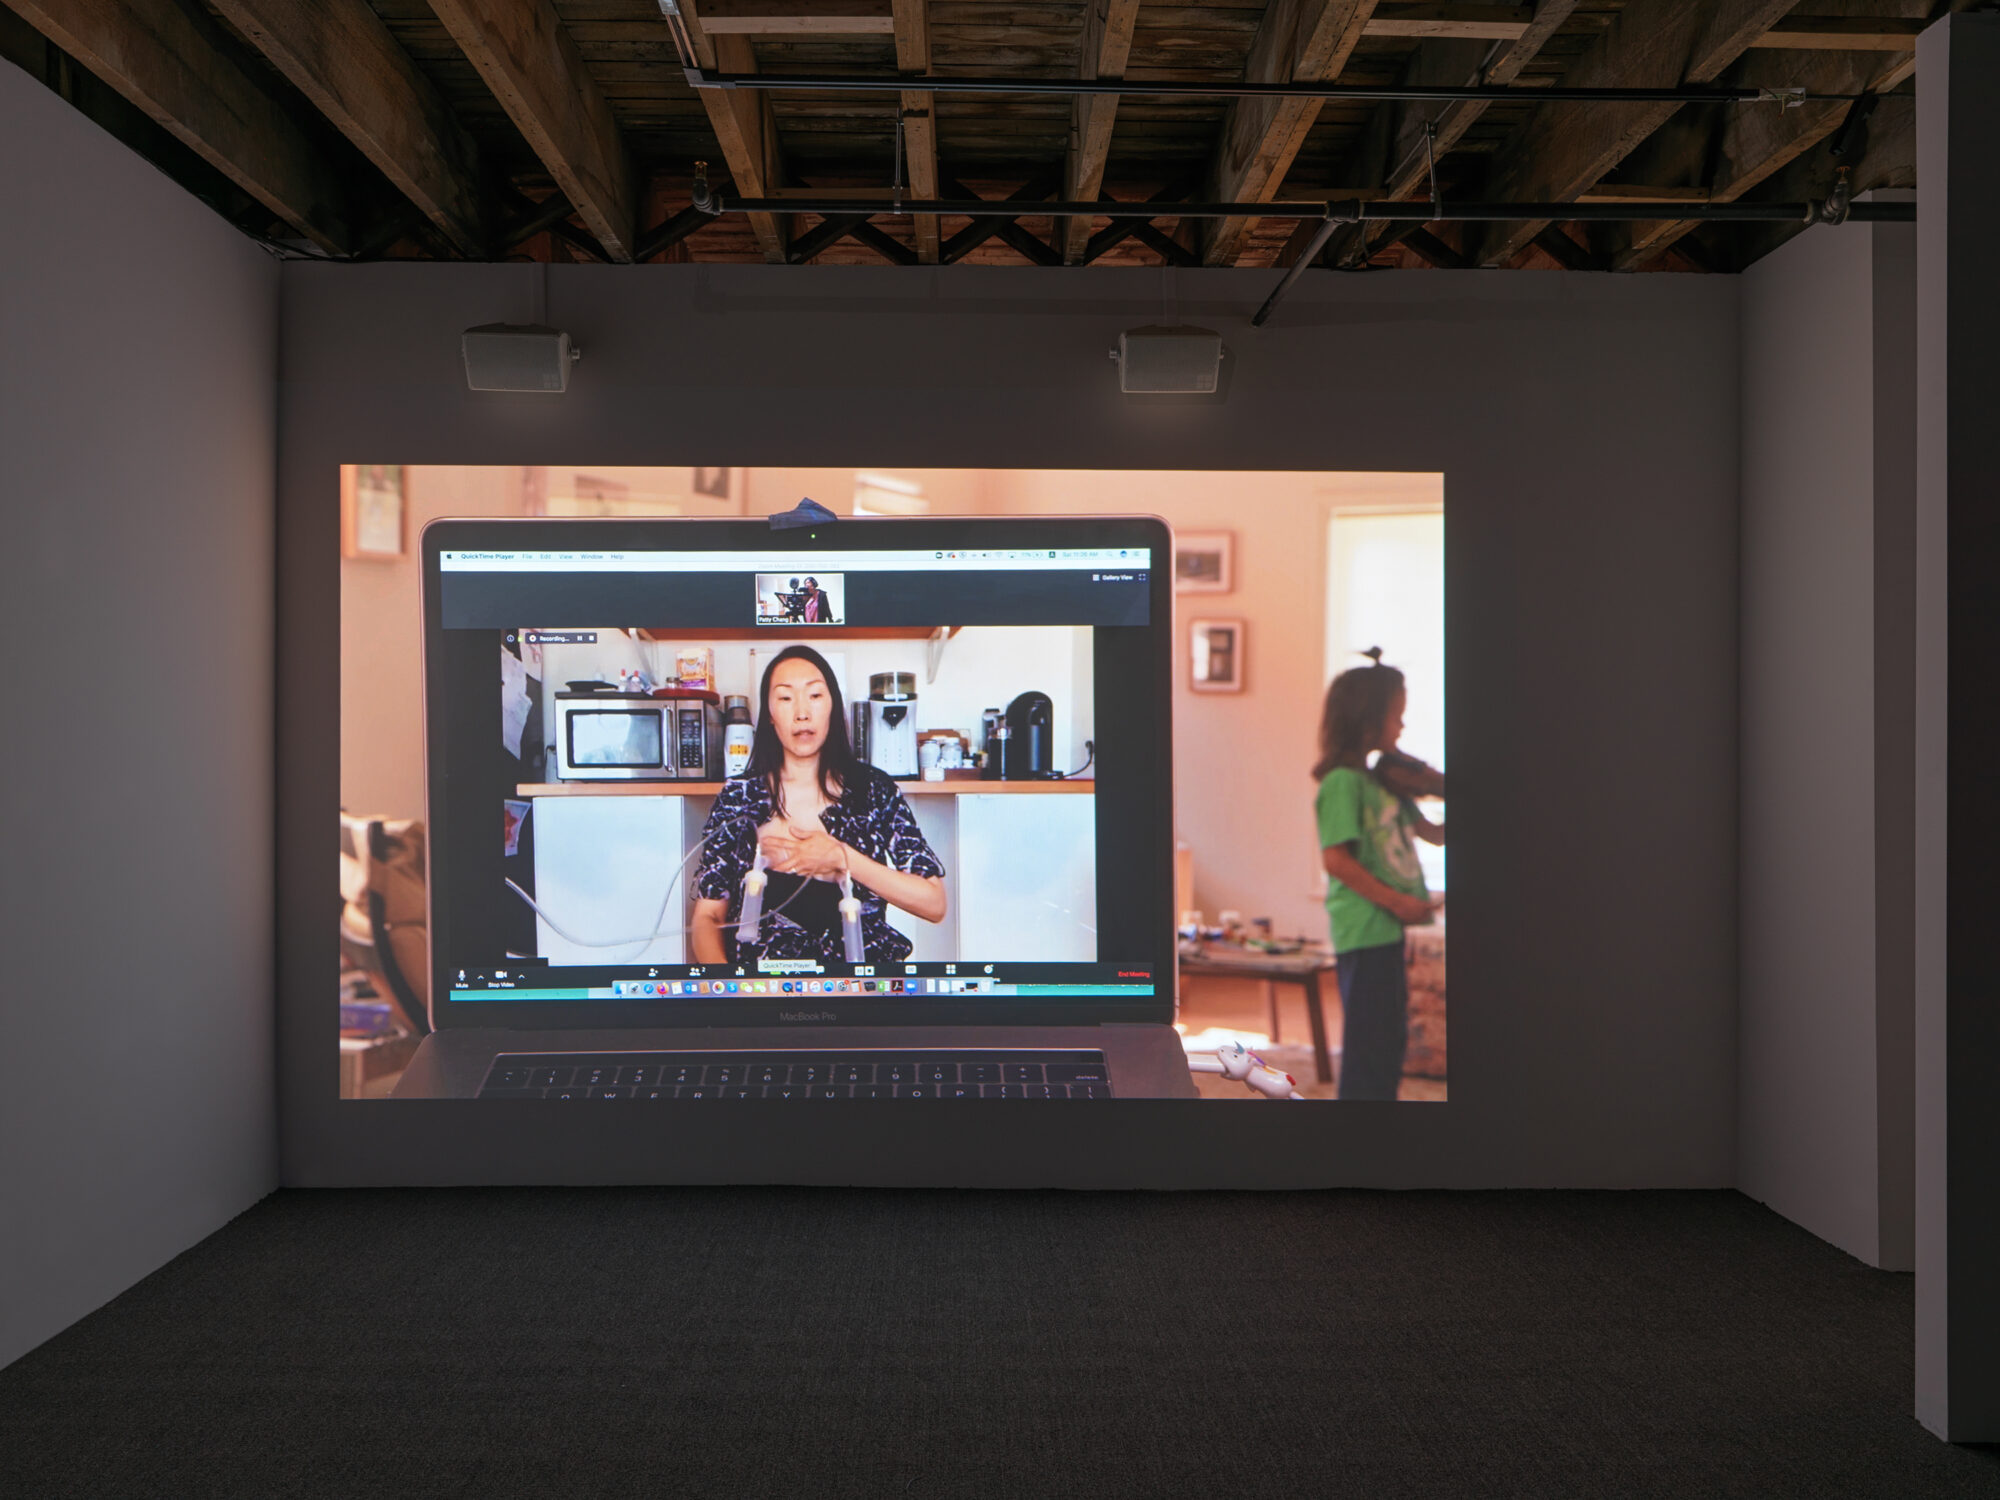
(505, 823), (816, 952)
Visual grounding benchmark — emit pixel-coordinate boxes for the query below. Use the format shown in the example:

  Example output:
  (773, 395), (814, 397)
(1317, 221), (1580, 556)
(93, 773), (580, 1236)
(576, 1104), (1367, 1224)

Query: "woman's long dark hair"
(1311, 660), (1405, 780)
(748, 644), (864, 816)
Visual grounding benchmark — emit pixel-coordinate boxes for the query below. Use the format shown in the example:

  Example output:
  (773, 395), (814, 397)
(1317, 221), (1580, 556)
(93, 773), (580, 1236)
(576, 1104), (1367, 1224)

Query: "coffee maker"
(853, 671), (920, 777)
(1001, 690), (1055, 779)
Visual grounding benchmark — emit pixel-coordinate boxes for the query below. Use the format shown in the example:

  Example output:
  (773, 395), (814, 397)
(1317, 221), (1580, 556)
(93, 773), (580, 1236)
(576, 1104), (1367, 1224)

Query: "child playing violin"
(1312, 652), (1444, 1100)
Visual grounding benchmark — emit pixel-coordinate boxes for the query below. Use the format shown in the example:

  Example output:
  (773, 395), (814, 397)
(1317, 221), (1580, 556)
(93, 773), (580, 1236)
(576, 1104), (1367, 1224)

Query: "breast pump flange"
(736, 850), (866, 965)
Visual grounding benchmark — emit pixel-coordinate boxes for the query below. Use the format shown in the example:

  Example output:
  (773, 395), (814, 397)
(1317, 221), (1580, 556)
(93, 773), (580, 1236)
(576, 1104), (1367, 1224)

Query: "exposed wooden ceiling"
(0, 0), (1928, 273)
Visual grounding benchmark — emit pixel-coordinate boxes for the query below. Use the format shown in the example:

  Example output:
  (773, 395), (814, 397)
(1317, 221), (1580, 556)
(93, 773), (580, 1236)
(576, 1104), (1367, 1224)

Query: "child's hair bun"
(1358, 646), (1385, 667)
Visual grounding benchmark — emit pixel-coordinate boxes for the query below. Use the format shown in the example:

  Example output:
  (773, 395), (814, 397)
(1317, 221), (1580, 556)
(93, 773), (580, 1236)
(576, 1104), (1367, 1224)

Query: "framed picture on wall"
(341, 464), (405, 559)
(1189, 618), (1245, 693)
(1175, 530), (1233, 593)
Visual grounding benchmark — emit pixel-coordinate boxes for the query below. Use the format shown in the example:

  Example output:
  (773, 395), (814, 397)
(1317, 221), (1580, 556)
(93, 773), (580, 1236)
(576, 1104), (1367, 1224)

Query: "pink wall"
(987, 469), (1442, 941)
(340, 465), (524, 819)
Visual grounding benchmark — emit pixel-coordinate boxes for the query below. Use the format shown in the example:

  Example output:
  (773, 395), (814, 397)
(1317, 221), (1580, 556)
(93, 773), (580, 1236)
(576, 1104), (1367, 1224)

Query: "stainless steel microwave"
(552, 693), (723, 781)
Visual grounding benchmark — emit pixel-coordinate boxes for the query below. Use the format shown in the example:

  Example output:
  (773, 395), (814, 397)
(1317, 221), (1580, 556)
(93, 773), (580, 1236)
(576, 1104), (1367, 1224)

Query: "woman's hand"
(758, 819), (850, 880)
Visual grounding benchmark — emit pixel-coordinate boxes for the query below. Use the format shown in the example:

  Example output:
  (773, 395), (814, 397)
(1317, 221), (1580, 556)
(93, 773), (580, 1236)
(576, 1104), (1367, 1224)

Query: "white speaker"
(461, 323), (580, 393)
(1111, 325), (1225, 394)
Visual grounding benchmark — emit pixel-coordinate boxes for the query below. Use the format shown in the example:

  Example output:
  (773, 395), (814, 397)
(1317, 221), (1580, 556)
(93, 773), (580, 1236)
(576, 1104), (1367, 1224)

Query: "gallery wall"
(0, 61), (279, 1368)
(1738, 207), (1916, 1272)
(281, 260), (1743, 1189)
(1915, 15), (2000, 1439)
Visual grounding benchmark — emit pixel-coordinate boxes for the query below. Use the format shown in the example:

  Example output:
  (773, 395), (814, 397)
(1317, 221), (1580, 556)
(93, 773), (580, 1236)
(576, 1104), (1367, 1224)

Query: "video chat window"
(506, 621), (1100, 976)
(756, 573), (845, 626)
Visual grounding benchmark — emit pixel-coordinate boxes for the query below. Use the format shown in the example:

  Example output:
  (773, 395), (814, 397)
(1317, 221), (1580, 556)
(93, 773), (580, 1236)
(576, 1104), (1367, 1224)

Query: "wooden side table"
(340, 1027), (413, 1098)
(1179, 945), (1339, 1083)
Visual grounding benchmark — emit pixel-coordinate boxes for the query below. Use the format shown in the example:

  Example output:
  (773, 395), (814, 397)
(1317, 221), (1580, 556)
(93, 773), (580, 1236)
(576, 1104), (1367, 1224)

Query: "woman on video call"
(690, 645), (946, 965)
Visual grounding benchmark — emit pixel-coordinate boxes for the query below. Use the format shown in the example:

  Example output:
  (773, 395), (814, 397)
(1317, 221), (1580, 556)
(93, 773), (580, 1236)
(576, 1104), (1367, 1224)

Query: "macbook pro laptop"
(391, 513), (1196, 1099)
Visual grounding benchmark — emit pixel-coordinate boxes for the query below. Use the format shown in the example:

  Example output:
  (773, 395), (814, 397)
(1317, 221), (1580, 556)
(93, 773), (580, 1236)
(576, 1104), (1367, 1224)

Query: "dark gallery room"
(2, 0), (1997, 1492)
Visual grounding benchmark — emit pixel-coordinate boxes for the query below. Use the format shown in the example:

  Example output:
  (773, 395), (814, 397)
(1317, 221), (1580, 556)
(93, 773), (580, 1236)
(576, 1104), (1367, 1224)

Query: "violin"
(1374, 748), (1445, 801)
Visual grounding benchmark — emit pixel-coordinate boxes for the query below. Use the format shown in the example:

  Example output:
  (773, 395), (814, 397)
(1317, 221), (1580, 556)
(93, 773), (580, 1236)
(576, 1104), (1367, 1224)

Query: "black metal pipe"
(686, 67), (1854, 106)
(1251, 217), (1354, 328)
(722, 196), (1917, 224)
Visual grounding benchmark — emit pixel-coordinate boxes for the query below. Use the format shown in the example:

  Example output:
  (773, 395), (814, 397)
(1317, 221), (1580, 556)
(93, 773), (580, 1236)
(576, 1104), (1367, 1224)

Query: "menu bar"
(440, 548), (1152, 573)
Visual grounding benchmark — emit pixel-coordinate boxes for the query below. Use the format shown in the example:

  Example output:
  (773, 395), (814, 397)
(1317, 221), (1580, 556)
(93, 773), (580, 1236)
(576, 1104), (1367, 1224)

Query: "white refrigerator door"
(878, 793), (959, 963)
(955, 793), (1097, 962)
(530, 795), (687, 966)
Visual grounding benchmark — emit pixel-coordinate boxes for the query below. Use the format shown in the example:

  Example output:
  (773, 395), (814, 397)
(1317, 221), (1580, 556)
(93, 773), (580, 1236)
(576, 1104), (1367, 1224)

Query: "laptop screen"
(422, 517), (1175, 1029)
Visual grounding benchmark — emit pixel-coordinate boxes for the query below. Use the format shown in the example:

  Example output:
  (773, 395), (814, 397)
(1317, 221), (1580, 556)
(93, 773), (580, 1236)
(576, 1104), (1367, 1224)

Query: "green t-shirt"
(1316, 766), (1428, 953)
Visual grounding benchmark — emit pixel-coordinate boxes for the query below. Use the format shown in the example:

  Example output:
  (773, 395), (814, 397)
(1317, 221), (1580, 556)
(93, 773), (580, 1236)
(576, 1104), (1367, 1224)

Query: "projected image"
(756, 572), (845, 625)
(337, 464), (1444, 1102)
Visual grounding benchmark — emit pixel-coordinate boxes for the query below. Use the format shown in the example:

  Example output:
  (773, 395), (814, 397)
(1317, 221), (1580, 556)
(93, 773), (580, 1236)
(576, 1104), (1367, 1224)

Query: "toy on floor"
(1186, 1039), (1304, 1100)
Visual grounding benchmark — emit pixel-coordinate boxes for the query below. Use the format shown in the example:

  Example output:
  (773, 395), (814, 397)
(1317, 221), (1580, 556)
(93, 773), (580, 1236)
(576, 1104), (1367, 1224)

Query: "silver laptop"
(392, 513), (1195, 1099)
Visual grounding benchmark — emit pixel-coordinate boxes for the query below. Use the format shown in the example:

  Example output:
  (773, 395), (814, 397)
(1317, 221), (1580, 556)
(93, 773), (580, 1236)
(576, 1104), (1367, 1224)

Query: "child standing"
(1313, 657), (1444, 1100)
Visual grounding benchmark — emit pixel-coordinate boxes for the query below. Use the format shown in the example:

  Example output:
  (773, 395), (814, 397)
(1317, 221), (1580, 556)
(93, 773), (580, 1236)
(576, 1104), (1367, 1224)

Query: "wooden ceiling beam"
(697, 0), (895, 32)
(671, 2), (787, 261)
(1682, 92), (1912, 270)
(1061, 0), (1144, 264)
(1366, 4), (1534, 39)
(1747, 16), (1928, 51)
(1319, 0), (1579, 269)
(1464, 0), (1804, 267)
(1198, 0), (1382, 266)
(7, 0), (352, 252)
(1597, 45), (1919, 270)
(891, 0), (939, 263)
(1352, 11), (1929, 47)
(1381, 0), (1580, 202)
(428, 0), (639, 261)
(209, 0), (486, 257)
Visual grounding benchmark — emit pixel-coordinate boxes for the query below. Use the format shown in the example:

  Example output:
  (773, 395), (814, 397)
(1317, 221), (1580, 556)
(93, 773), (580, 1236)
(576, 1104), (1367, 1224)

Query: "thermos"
(722, 694), (754, 777)
(981, 707), (1005, 780)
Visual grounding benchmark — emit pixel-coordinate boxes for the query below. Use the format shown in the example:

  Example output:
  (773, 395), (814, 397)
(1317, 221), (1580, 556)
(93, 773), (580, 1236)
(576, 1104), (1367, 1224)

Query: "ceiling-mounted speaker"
(462, 323), (581, 393)
(1111, 325), (1225, 394)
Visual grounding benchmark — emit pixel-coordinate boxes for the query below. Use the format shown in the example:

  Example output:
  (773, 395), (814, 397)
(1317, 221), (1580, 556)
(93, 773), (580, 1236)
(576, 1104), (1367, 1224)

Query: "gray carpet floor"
(1, 1188), (1995, 1499)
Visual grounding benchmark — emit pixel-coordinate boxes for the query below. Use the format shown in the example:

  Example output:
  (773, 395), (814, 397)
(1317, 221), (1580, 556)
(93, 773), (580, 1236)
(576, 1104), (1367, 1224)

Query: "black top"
(695, 766), (946, 965)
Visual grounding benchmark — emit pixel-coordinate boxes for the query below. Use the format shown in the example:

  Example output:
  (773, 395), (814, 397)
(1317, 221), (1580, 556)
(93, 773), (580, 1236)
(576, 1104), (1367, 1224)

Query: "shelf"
(515, 779), (1095, 798)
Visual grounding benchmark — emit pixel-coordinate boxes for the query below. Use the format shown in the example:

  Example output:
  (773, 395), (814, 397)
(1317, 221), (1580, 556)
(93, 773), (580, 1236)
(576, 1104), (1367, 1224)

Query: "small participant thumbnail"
(756, 573), (845, 626)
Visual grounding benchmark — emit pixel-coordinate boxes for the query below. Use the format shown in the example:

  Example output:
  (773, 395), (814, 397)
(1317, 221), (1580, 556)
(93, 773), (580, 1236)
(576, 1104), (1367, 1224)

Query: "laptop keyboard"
(476, 1050), (1113, 1099)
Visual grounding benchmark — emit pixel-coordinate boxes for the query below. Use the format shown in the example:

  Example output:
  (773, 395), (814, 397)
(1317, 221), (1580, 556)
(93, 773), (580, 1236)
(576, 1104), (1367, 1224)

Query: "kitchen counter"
(516, 780), (1094, 797)
(515, 782), (1097, 968)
